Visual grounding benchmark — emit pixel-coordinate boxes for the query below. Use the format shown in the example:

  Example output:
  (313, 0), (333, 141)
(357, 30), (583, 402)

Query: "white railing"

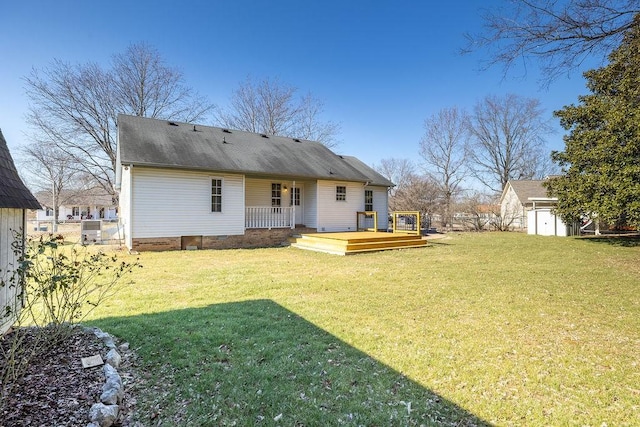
(246, 206), (294, 229)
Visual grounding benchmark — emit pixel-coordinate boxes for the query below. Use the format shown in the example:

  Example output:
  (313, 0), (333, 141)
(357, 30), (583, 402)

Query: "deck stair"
(290, 231), (427, 255)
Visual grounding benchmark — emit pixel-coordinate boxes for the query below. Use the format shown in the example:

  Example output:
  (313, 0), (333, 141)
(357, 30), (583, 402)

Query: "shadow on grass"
(91, 300), (491, 426)
(579, 234), (640, 247)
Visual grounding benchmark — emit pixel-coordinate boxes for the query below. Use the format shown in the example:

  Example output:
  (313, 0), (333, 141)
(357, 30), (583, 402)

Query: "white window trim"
(211, 176), (224, 213)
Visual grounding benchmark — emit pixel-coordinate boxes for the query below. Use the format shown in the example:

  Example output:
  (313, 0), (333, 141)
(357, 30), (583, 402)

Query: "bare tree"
(419, 107), (469, 229)
(24, 42), (214, 196)
(455, 192), (500, 231)
(466, 94), (552, 193)
(373, 158), (415, 199)
(19, 144), (80, 232)
(465, 0), (640, 84)
(294, 93), (341, 147)
(216, 77), (340, 147)
(392, 174), (442, 229)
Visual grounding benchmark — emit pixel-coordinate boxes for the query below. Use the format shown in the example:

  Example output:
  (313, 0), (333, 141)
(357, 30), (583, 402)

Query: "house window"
(272, 183), (282, 207)
(365, 190), (373, 211)
(211, 178), (222, 212)
(336, 186), (346, 201)
(290, 187), (301, 206)
(46, 207), (53, 217)
(72, 206), (80, 217)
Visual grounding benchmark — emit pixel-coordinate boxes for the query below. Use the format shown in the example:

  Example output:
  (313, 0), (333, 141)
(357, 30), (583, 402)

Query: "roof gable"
(117, 114), (393, 187)
(0, 129), (40, 210)
(501, 180), (549, 205)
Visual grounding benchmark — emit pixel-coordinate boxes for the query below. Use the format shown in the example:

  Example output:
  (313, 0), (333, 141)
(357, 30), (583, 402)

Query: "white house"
(500, 179), (577, 236)
(34, 189), (117, 222)
(115, 114), (393, 251)
(0, 129), (41, 334)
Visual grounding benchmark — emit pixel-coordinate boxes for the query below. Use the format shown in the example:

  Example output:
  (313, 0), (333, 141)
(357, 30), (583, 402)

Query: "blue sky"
(1, 1), (593, 169)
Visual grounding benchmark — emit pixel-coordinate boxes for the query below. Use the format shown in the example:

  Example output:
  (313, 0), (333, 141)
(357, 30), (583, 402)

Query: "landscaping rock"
(101, 364), (124, 404)
(93, 329), (117, 349)
(89, 403), (119, 427)
(105, 348), (121, 368)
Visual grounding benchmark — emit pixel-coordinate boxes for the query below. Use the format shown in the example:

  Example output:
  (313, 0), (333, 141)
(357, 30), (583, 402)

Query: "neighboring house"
(116, 114), (393, 251)
(34, 189), (117, 222)
(0, 129), (41, 334)
(500, 179), (577, 236)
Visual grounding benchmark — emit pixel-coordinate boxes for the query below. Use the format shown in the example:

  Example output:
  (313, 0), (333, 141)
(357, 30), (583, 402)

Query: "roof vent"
(339, 155), (344, 159)
(293, 138), (301, 142)
(223, 129), (232, 134)
(223, 137), (228, 144)
(193, 125), (197, 132)
(168, 122), (178, 126)
(261, 134), (269, 138)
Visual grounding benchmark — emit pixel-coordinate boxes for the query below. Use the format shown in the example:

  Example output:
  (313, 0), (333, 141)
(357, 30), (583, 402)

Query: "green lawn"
(88, 232), (640, 426)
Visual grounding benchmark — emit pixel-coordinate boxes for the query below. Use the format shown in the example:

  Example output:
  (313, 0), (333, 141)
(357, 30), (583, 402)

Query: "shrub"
(1, 233), (140, 412)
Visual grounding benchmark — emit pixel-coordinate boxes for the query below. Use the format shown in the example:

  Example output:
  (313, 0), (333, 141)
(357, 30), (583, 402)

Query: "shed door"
(536, 210), (555, 236)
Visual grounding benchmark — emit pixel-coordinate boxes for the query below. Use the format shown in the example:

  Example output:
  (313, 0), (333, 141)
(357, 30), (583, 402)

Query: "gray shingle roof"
(0, 129), (41, 210)
(507, 180), (550, 204)
(35, 188), (115, 208)
(117, 114), (394, 187)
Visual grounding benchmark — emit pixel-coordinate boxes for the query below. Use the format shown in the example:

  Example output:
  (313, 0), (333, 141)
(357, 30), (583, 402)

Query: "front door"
(291, 185), (303, 225)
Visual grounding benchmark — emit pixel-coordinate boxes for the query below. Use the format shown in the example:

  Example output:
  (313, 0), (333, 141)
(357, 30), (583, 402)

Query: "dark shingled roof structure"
(0, 129), (40, 209)
(118, 114), (393, 187)
(506, 180), (549, 204)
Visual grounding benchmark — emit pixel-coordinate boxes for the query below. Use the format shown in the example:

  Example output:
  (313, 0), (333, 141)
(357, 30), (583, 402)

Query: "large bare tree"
(19, 144), (80, 232)
(419, 107), (469, 228)
(374, 158), (415, 199)
(465, 0), (640, 83)
(466, 94), (552, 194)
(216, 77), (340, 148)
(24, 42), (214, 196)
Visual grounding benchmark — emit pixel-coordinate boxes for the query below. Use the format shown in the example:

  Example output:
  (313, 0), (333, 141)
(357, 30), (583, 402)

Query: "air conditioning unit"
(81, 220), (102, 244)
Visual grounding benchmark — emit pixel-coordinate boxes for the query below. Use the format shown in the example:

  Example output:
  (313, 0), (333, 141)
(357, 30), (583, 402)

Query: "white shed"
(0, 129), (41, 334)
(526, 197), (573, 236)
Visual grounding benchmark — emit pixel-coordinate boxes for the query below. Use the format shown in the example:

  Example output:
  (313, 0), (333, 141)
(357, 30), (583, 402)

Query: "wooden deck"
(290, 231), (428, 255)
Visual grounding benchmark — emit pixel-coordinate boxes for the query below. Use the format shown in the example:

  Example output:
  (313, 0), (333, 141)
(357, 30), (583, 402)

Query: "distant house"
(34, 189), (117, 222)
(116, 114), (393, 251)
(0, 129), (40, 334)
(500, 179), (577, 236)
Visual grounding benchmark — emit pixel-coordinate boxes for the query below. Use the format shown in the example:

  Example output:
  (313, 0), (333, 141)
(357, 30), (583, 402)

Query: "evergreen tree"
(546, 16), (640, 228)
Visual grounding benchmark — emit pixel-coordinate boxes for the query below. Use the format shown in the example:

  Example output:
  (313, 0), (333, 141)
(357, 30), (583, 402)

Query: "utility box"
(81, 220), (102, 244)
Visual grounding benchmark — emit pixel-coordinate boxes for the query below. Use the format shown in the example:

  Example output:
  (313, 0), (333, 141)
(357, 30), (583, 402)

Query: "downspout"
(291, 180), (296, 229)
(127, 165), (133, 249)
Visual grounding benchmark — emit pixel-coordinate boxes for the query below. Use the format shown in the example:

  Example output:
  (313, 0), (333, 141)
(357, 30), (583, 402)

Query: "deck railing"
(245, 206), (294, 229)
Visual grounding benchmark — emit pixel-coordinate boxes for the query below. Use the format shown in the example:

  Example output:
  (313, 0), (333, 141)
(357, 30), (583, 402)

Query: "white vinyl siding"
(245, 178), (274, 206)
(501, 185), (527, 230)
(0, 208), (24, 334)
(316, 180), (362, 232)
(371, 186), (389, 230)
(130, 167), (244, 238)
(303, 183), (317, 228)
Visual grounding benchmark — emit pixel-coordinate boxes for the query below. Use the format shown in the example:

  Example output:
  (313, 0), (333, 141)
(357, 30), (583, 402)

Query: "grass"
(85, 232), (640, 426)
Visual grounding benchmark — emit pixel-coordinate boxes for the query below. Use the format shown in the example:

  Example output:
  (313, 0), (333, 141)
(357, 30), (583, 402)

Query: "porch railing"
(245, 206), (294, 229)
